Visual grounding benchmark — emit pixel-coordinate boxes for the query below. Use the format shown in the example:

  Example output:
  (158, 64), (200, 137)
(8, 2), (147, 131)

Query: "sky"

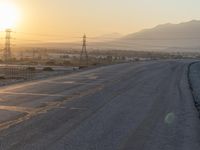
(1, 0), (200, 43)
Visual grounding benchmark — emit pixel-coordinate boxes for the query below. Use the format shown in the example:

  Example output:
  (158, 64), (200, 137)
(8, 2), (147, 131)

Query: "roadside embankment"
(188, 62), (200, 116)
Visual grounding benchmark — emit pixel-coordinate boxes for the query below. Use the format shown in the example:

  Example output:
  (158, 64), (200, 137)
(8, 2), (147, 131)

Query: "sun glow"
(0, 2), (20, 30)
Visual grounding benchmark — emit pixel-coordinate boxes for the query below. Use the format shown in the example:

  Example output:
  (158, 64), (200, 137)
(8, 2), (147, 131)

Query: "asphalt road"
(0, 60), (199, 150)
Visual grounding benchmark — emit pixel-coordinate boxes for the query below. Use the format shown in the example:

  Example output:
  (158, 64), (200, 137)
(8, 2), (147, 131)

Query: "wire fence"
(2, 66), (34, 80)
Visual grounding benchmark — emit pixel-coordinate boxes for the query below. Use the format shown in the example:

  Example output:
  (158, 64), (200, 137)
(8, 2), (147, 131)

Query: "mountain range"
(24, 20), (200, 52)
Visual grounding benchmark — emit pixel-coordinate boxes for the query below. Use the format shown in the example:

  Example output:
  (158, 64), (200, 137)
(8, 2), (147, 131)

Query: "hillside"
(20, 20), (200, 52)
(119, 20), (200, 51)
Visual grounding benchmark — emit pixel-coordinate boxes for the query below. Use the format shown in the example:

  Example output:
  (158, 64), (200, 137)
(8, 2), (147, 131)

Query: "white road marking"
(0, 106), (34, 113)
(0, 92), (64, 97)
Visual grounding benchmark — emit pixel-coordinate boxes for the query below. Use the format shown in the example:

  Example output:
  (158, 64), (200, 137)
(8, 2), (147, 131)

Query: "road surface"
(0, 60), (199, 150)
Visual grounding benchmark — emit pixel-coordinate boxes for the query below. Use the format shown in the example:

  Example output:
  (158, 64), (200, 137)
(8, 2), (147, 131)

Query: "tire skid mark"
(0, 84), (104, 131)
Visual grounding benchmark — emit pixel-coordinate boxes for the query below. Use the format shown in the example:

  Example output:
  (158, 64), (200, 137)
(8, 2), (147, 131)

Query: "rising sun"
(0, 2), (20, 30)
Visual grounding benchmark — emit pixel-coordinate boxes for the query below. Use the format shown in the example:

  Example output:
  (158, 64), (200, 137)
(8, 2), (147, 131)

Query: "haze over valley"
(20, 20), (200, 52)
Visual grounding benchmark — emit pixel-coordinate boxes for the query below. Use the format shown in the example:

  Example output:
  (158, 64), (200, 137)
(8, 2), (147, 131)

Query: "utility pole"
(4, 29), (12, 62)
(20, 51), (24, 60)
(80, 34), (88, 66)
(32, 49), (36, 60)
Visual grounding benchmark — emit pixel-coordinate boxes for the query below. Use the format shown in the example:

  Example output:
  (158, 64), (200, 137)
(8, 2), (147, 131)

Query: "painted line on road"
(43, 81), (76, 84)
(44, 81), (106, 85)
(0, 105), (34, 113)
(0, 92), (64, 97)
(0, 98), (5, 102)
(70, 107), (87, 110)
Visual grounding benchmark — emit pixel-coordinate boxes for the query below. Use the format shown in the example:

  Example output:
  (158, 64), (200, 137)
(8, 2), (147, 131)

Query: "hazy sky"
(2, 0), (200, 42)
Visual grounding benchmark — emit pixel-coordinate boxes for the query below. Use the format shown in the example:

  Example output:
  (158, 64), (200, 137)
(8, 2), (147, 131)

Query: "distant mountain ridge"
(22, 20), (200, 52)
(124, 20), (200, 40)
(118, 20), (200, 52)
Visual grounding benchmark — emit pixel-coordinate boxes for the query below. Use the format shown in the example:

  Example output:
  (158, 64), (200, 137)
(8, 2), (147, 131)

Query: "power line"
(15, 31), (82, 38)
(14, 31), (122, 40)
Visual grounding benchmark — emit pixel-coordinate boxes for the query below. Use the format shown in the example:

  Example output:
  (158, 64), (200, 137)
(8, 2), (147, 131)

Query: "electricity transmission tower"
(80, 34), (88, 66)
(4, 29), (12, 62)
